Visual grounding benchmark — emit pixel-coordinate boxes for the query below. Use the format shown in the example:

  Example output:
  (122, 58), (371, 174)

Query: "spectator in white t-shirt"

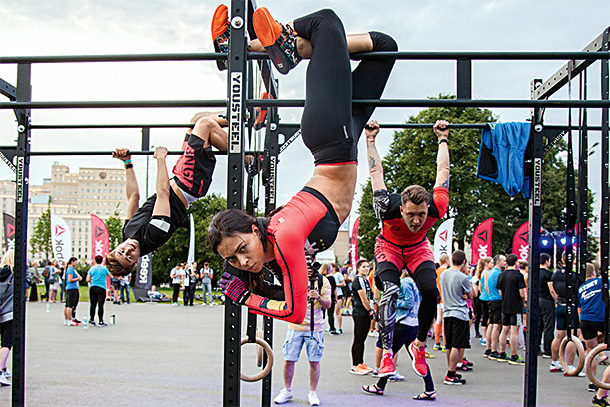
(170, 263), (184, 305)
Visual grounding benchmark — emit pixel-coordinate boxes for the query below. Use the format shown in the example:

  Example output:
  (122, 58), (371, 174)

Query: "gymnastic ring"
(559, 335), (585, 376)
(585, 343), (610, 390)
(256, 328), (264, 368)
(240, 336), (274, 382)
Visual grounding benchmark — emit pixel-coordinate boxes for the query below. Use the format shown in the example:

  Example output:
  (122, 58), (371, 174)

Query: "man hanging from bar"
(105, 112), (227, 277)
(366, 119), (450, 378)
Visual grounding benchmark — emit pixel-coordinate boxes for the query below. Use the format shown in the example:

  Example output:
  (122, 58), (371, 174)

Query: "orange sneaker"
(359, 363), (375, 373)
(377, 352), (396, 378)
(211, 4), (230, 71)
(254, 92), (273, 130)
(252, 7), (301, 74)
(350, 365), (369, 375)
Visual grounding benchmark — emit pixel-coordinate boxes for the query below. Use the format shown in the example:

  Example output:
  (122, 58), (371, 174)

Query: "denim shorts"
(282, 330), (325, 362)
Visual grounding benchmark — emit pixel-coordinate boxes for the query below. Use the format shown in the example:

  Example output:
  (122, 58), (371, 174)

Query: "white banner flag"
(433, 218), (454, 263)
(187, 214), (195, 266)
(51, 214), (72, 266)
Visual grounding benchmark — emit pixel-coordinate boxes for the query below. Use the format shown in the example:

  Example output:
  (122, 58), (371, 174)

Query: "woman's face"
(357, 262), (370, 275)
(485, 260), (494, 270)
(216, 225), (266, 273)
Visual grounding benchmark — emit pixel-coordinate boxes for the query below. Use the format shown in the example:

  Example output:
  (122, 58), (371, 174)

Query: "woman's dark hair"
(208, 209), (271, 254)
(355, 258), (369, 271)
(68, 257), (78, 265)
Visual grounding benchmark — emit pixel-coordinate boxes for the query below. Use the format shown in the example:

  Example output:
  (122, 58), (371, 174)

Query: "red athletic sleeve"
(244, 198), (317, 324)
(432, 187), (449, 219)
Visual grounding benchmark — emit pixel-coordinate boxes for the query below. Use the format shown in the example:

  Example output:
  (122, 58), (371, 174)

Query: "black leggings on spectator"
(327, 299), (336, 331)
(89, 286), (106, 322)
(379, 262), (438, 346)
(172, 283), (181, 303)
(352, 315), (371, 365)
(474, 298), (489, 335)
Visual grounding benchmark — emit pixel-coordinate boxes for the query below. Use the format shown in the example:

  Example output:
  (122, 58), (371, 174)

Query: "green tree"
(152, 193), (226, 285)
(30, 204), (52, 260)
(357, 97), (594, 261)
(106, 206), (124, 251)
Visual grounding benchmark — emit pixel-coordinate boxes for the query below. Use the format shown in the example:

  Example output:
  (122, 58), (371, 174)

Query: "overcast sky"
(0, 0), (608, 233)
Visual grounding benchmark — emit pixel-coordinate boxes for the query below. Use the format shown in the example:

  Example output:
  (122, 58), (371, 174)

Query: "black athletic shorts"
(172, 134), (216, 198)
(580, 320), (604, 341)
(0, 320), (12, 349)
(555, 304), (580, 331)
(502, 313), (518, 326)
(488, 300), (502, 325)
(444, 316), (471, 349)
(65, 289), (79, 309)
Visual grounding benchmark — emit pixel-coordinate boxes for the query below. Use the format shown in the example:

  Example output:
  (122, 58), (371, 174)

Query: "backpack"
(42, 266), (50, 279)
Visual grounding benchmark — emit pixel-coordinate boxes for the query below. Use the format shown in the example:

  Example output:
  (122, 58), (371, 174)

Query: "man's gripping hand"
(220, 271), (251, 305)
(112, 148), (131, 162)
(153, 146), (168, 160)
(365, 120), (380, 143)
(433, 120), (449, 141)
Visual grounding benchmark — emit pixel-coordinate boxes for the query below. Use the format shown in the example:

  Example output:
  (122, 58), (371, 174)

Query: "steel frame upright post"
(12, 63), (31, 407)
(224, 0), (248, 405)
(600, 28), (610, 343)
(260, 105), (279, 407)
(577, 72), (589, 283)
(525, 80), (544, 406)
(456, 59), (472, 100)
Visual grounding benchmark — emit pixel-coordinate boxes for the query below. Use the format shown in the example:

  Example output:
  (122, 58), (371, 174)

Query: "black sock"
(447, 370), (456, 378)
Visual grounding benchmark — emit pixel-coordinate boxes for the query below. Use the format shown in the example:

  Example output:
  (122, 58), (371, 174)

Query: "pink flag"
(91, 214), (110, 263)
(512, 222), (529, 262)
(471, 218), (494, 264)
(350, 217), (360, 269)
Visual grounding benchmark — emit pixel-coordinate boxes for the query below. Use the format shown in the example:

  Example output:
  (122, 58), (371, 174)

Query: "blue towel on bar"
(476, 122), (531, 197)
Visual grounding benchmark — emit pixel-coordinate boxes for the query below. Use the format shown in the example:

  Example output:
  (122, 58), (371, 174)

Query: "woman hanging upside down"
(207, 7), (397, 323)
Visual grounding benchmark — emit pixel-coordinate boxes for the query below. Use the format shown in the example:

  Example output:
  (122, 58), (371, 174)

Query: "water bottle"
(46, 303), (50, 313)
(83, 314), (89, 330)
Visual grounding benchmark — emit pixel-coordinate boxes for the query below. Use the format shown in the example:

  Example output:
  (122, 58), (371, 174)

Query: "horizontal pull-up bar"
(0, 53), (225, 64)
(2, 51), (609, 64)
(348, 51), (610, 60)
(250, 99), (610, 109)
(30, 123), (196, 129)
(3, 99), (610, 110)
(26, 150), (239, 156)
(28, 123), (605, 131)
(281, 123), (605, 131)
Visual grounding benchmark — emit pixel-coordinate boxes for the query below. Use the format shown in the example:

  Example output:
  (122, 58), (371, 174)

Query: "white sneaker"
(389, 372), (405, 381)
(0, 374), (10, 386)
(274, 388), (293, 404)
(66, 320), (78, 326)
(308, 391), (320, 406)
(1, 368), (10, 378)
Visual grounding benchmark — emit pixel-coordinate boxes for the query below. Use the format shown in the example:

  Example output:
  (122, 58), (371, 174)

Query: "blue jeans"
(120, 285), (131, 304)
(202, 281), (212, 304)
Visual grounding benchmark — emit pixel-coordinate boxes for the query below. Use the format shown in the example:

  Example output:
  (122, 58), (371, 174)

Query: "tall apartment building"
(0, 163), (127, 264)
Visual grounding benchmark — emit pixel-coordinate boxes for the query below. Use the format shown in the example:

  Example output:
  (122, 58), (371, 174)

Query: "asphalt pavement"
(0, 301), (594, 406)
